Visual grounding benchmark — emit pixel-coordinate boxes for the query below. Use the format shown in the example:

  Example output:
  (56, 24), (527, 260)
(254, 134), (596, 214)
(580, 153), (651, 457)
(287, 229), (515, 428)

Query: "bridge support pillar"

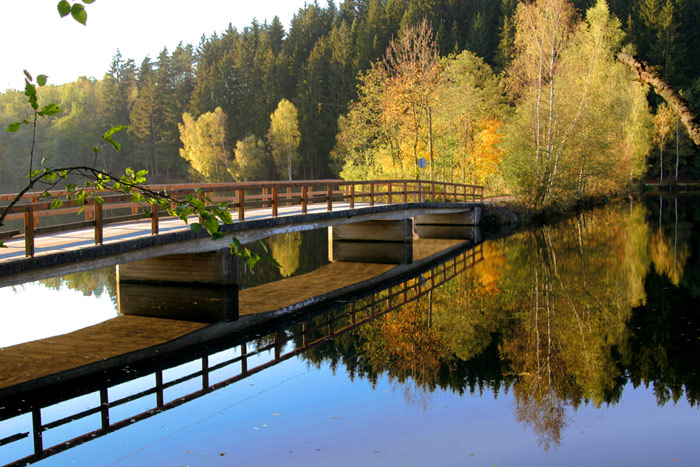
(415, 208), (482, 226)
(414, 208), (482, 242)
(116, 250), (238, 322)
(329, 219), (413, 264)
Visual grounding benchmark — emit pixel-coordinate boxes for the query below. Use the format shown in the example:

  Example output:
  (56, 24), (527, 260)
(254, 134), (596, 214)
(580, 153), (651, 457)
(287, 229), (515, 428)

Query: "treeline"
(1, 0), (700, 201)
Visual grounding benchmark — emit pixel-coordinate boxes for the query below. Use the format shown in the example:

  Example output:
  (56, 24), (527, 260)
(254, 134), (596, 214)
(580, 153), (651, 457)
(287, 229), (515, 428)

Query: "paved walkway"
(0, 202), (365, 263)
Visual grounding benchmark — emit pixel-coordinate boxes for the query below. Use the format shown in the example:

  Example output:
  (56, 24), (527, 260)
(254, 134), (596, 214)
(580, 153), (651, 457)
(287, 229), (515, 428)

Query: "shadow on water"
(1, 195), (700, 465)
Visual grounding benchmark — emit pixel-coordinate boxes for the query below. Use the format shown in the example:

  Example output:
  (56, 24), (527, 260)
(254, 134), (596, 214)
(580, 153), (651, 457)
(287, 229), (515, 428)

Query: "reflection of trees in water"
(299, 199), (700, 451)
(649, 196), (692, 286)
(267, 231), (302, 277)
(627, 195), (700, 407)
(497, 206), (646, 449)
(237, 229), (327, 287)
(40, 267), (117, 303)
(300, 289), (511, 401)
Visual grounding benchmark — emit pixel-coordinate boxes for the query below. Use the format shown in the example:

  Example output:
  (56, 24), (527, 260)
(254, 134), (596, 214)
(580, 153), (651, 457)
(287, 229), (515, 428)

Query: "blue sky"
(1, 0), (313, 91)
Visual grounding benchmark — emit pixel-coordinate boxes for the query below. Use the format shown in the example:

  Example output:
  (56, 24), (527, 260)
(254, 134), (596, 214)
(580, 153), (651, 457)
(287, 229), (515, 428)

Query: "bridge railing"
(0, 179), (483, 258)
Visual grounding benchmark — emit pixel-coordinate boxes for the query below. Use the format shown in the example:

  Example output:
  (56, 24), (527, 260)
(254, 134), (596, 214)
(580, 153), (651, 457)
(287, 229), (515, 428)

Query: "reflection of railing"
(0, 243), (483, 467)
(0, 179), (483, 257)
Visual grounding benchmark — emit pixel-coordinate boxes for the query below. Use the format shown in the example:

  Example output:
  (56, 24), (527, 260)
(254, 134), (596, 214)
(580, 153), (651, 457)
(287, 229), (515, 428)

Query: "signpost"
(417, 157), (427, 180)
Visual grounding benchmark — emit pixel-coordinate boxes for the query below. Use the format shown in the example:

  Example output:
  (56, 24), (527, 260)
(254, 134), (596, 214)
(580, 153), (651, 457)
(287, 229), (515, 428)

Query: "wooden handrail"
(0, 179), (483, 205)
(1, 179), (483, 258)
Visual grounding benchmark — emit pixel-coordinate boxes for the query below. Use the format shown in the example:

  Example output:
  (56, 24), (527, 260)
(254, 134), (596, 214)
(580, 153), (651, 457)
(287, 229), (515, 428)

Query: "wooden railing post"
(369, 183), (374, 207)
(24, 208), (35, 257)
(32, 407), (43, 455)
(431, 182), (436, 202)
(241, 344), (248, 373)
(151, 205), (159, 235)
(237, 189), (245, 221)
(272, 186), (278, 217)
(418, 182), (422, 202)
(202, 355), (209, 389)
(350, 184), (355, 209)
(387, 182), (392, 204)
(402, 182), (407, 203)
(327, 185), (333, 211)
(301, 186), (308, 214)
(99, 387), (110, 429)
(274, 331), (282, 360)
(94, 202), (103, 245)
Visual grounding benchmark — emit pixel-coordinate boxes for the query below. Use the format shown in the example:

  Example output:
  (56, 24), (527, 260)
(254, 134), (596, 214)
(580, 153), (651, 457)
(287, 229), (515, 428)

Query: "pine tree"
(99, 50), (137, 169)
(298, 37), (334, 178)
(130, 57), (157, 174)
(154, 47), (180, 178)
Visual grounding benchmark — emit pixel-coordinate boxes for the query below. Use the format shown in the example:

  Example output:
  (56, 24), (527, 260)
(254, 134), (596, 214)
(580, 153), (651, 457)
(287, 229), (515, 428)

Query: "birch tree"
(267, 99), (301, 180)
(178, 107), (231, 182)
(503, 0), (651, 207)
(653, 102), (675, 182)
(505, 0), (575, 207)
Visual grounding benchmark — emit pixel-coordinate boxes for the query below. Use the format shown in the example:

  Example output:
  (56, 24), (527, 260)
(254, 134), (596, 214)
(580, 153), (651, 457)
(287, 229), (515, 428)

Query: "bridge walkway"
(0, 201), (367, 264)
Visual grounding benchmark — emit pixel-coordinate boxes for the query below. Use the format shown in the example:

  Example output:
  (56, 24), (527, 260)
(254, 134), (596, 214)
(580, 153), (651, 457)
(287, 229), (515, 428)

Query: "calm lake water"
(1, 194), (699, 466)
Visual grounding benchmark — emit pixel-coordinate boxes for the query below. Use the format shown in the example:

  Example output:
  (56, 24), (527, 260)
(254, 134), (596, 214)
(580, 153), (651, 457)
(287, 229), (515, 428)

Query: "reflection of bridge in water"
(0, 239), (483, 467)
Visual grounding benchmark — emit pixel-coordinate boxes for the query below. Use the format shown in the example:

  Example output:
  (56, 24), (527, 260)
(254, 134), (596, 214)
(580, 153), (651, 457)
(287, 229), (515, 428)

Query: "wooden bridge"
(0, 179), (483, 287)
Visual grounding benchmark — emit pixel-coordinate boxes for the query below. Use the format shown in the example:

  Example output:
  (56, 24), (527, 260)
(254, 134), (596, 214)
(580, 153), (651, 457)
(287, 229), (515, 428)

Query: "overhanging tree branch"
(617, 52), (700, 147)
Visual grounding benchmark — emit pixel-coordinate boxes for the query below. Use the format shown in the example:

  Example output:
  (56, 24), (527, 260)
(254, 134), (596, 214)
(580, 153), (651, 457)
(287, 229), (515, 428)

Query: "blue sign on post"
(417, 157), (427, 179)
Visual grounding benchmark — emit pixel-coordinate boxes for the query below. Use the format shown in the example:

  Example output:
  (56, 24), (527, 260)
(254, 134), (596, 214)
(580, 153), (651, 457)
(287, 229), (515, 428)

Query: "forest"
(2, 0), (700, 208)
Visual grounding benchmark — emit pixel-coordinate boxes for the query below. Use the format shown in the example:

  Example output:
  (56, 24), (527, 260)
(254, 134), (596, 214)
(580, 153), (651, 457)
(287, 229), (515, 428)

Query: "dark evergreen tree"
(130, 57), (157, 174)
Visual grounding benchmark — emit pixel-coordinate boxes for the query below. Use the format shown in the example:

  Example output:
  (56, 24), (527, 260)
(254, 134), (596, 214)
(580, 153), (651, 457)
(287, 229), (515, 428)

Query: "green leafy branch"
(7, 71), (63, 178)
(57, 0), (95, 25)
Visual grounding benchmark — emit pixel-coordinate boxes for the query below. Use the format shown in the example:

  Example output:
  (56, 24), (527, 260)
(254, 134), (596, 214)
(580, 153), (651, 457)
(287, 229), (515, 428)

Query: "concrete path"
(0, 201), (365, 263)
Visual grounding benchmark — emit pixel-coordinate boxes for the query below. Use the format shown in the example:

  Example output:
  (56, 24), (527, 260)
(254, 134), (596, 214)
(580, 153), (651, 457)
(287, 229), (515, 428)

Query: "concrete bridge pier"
(116, 250), (238, 323)
(328, 219), (413, 264)
(414, 208), (482, 243)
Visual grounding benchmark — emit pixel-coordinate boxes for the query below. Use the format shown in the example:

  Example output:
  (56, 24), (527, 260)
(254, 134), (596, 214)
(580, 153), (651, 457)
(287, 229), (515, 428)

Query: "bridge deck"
(0, 201), (365, 263)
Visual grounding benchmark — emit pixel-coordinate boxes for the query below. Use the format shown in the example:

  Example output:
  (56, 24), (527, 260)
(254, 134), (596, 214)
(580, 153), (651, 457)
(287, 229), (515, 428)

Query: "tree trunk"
(617, 52), (700, 147)
(676, 118), (680, 181)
